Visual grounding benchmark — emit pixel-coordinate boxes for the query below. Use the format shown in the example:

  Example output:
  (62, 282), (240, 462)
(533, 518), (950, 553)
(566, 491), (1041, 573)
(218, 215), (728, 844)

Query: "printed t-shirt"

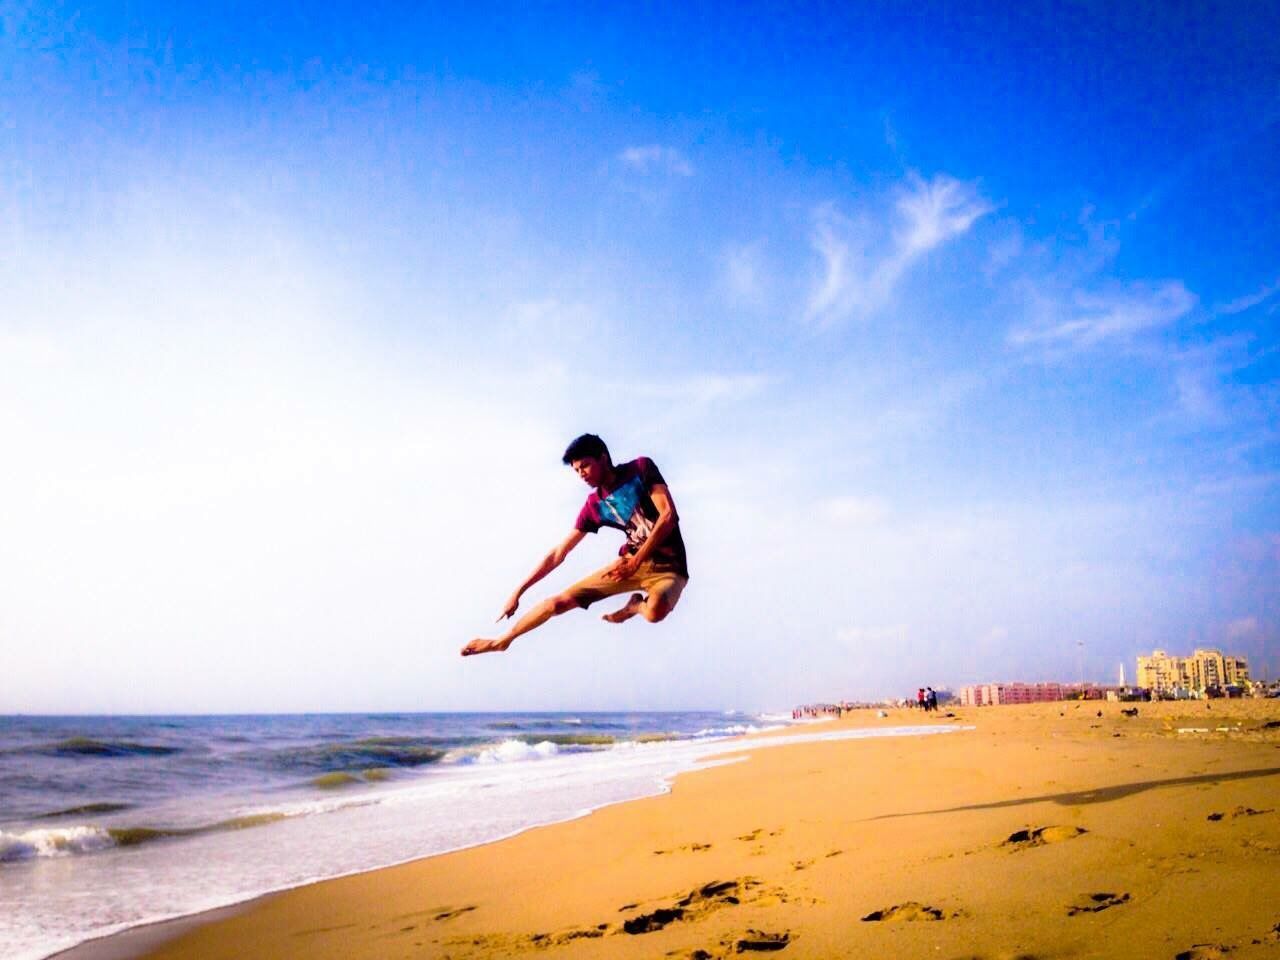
(574, 457), (689, 578)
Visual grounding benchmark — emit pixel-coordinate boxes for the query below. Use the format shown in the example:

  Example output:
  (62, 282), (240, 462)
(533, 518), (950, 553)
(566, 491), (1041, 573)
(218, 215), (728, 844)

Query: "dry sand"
(71, 699), (1280, 960)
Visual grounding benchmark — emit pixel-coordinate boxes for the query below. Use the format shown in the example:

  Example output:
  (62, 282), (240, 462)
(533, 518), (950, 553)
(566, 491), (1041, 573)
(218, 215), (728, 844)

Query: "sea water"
(0, 712), (960, 959)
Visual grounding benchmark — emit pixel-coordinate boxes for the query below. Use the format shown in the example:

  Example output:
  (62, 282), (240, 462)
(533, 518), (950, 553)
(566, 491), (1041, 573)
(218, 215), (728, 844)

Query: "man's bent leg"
(603, 570), (687, 625)
(461, 592), (580, 656)
(636, 572), (687, 623)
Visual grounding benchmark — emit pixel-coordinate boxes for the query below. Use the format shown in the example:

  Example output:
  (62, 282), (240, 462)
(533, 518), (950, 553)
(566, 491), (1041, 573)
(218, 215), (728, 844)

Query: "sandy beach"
(66, 699), (1280, 960)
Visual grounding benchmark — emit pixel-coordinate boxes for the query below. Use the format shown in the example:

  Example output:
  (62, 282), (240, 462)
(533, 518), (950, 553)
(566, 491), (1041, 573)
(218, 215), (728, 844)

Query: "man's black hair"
(562, 433), (610, 465)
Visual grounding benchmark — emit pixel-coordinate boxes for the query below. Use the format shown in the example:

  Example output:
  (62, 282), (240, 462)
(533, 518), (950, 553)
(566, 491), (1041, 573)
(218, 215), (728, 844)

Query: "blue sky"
(3, 2), (1277, 712)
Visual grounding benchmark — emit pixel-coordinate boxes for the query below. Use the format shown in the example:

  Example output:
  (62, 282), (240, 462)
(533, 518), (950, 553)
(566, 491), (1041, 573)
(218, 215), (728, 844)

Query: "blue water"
(0, 711), (779, 958)
(0, 712), (746, 826)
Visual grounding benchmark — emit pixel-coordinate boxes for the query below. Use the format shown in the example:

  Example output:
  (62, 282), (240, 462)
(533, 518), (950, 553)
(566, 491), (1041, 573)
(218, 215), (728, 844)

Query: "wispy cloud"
(632, 372), (771, 406)
(721, 242), (770, 308)
(821, 495), (889, 525)
(1008, 280), (1197, 352)
(617, 144), (694, 177)
(1215, 276), (1280, 315)
(804, 173), (991, 327)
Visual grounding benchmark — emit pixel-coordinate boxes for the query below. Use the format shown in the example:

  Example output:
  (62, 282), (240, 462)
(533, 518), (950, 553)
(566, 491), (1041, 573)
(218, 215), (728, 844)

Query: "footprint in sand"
(527, 924), (609, 947)
(1066, 892), (1130, 916)
(861, 902), (948, 922)
(432, 905), (477, 921)
(1206, 806), (1272, 821)
(621, 879), (755, 934)
(733, 929), (791, 952)
(1002, 825), (1087, 849)
(655, 842), (714, 855)
(1175, 945), (1233, 959)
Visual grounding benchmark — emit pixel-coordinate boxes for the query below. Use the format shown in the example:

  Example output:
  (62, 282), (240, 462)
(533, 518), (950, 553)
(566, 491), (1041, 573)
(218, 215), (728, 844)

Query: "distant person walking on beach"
(461, 434), (689, 656)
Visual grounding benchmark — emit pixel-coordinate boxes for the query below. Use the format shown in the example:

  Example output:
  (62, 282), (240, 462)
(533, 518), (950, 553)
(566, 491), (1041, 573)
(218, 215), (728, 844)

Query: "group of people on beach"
(913, 687), (939, 711)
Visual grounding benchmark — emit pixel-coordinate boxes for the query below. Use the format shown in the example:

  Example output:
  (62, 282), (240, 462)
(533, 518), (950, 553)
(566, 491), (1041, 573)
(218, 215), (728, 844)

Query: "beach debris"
(1176, 728), (1211, 734)
(1002, 825), (1087, 849)
(861, 901), (945, 922)
(1067, 891), (1130, 915)
(734, 929), (791, 951)
(876, 710), (888, 718)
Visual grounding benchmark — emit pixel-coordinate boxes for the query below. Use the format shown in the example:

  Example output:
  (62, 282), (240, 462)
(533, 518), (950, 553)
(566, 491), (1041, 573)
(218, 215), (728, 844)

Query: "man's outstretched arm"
(498, 529), (587, 620)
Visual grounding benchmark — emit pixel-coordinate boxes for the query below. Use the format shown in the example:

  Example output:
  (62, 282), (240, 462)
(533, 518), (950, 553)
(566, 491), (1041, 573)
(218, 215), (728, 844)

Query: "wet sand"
(64, 699), (1280, 960)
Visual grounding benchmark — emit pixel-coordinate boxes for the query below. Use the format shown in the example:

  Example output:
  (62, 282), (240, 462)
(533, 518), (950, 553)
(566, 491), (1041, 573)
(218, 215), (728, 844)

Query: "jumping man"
(460, 434), (689, 656)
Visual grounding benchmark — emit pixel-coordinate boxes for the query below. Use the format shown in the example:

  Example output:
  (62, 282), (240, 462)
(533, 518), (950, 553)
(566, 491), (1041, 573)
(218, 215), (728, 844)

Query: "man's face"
(571, 456), (609, 488)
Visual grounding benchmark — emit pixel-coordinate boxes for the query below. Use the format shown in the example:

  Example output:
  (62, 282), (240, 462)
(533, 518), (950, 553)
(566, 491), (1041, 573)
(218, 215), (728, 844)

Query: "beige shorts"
(566, 561), (688, 611)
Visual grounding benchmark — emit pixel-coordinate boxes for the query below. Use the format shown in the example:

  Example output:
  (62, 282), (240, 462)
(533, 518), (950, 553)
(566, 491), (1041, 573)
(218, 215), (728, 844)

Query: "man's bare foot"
(602, 593), (645, 624)
(461, 637), (513, 656)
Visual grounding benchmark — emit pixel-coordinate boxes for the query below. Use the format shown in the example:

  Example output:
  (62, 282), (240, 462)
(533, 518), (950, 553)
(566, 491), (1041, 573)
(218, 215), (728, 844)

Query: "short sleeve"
(575, 499), (600, 534)
(637, 457), (666, 488)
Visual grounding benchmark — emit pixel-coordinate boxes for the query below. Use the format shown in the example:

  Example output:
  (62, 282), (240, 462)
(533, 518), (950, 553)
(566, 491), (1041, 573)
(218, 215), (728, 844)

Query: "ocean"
(0, 711), (958, 959)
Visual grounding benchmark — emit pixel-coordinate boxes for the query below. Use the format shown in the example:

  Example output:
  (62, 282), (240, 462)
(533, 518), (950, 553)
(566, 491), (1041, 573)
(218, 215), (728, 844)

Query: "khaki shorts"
(566, 560), (688, 611)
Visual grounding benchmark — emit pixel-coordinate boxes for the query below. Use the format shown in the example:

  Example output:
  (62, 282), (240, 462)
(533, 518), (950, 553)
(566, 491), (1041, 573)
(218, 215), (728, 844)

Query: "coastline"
(50, 701), (1280, 960)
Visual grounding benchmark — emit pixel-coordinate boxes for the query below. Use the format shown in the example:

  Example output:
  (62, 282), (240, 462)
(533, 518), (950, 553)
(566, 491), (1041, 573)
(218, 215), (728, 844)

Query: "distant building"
(958, 682), (1064, 706)
(1136, 648), (1250, 696)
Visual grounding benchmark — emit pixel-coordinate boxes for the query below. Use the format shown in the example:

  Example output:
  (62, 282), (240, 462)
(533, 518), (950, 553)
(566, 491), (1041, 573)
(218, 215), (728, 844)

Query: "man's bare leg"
(601, 592), (645, 624)
(462, 593), (578, 656)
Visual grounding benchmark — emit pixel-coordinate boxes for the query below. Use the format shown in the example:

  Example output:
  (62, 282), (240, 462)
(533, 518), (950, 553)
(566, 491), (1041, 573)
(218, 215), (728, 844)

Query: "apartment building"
(1136, 648), (1250, 695)
(958, 682), (1065, 706)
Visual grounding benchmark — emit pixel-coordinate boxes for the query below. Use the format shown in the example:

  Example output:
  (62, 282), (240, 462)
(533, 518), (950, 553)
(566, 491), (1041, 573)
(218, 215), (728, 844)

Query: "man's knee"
(549, 593), (581, 615)
(642, 596), (672, 622)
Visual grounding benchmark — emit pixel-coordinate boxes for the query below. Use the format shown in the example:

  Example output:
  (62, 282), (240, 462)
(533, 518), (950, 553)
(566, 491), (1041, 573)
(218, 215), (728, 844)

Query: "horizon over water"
(0, 711), (963, 960)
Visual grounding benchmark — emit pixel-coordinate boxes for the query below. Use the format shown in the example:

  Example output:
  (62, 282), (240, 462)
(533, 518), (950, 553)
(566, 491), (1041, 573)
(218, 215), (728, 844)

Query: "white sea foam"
(0, 826), (115, 862)
(476, 739), (560, 764)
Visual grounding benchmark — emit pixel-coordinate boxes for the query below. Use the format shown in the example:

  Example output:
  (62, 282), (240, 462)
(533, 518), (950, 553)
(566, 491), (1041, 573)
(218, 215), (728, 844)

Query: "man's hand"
(603, 555), (639, 582)
(497, 594), (520, 621)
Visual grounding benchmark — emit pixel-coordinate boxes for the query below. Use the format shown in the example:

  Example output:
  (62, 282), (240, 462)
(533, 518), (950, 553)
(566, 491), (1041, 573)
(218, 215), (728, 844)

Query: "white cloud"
(804, 173), (991, 326)
(1215, 276), (1280, 315)
(1175, 367), (1229, 425)
(1225, 616), (1259, 640)
(629, 372), (772, 409)
(722, 242), (770, 308)
(1008, 280), (1197, 351)
(837, 624), (909, 647)
(821, 495), (889, 525)
(618, 144), (694, 177)
(894, 173), (992, 257)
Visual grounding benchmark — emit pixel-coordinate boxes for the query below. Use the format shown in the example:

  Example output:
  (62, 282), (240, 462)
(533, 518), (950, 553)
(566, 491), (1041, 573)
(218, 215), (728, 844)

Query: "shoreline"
(39, 716), (957, 960)
(39, 701), (1280, 959)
